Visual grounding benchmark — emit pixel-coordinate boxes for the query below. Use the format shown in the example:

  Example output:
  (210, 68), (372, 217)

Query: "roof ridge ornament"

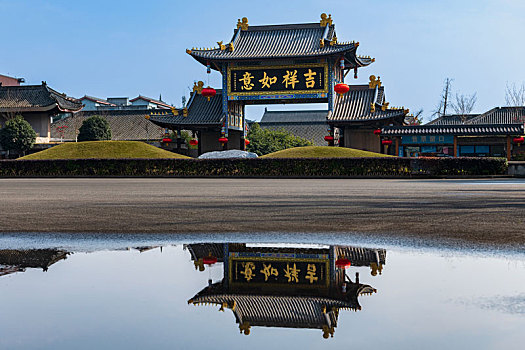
(217, 41), (226, 50)
(237, 17), (249, 30)
(320, 13), (333, 27)
(329, 35), (337, 46)
(193, 81), (204, 94)
(369, 75), (381, 89)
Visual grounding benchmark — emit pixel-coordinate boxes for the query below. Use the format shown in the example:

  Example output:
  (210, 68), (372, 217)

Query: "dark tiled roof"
(148, 90), (224, 128)
(335, 246), (386, 267)
(329, 85), (408, 123)
(467, 107), (525, 125)
(381, 124), (524, 136)
(0, 83), (83, 112)
(260, 109), (328, 123)
(51, 110), (165, 141)
(0, 249), (68, 269)
(189, 23), (372, 68)
(185, 243), (225, 262)
(189, 281), (375, 330)
(427, 114), (479, 125)
(260, 123), (327, 146)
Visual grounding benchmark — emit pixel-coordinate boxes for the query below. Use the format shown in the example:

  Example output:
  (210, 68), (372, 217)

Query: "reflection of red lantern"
(219, 137), (228, 144)
(381, 139), (393, 146)
(189, 139), (198, 146)
(203, 256), (218, 265)
(324, 135), (334, 142)
(334, 83), (350, 96)
(244, 139), (250, 145)
(373, 129), (382, 136)
(513, 136), (524, 146)
(201, 87), (216, 101)
(335, 258), (351, 268)
(162, 138), (172, 143)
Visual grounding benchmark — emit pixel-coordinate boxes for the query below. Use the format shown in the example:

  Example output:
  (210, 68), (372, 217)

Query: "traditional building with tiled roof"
(381, 106), (525, 159)
(0, 82), (83, 146)
(257, 109), (329, 146)
(146, 14), (375, 155)
(185, 243), (381, 338)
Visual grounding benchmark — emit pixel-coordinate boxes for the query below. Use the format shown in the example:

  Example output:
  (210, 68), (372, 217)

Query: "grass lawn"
(261, 146), (390, 158)
(20, 141), (189, 160)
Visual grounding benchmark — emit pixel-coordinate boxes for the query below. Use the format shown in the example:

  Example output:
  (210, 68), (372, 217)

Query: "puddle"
(1, 238), (524, 349)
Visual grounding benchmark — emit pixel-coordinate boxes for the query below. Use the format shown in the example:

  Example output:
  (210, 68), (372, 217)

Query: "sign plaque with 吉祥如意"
(227, 63), (328, 97)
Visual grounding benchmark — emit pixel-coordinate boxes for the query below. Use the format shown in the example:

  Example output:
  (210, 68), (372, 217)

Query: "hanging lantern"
(219, 137), (228, 144)
(244, 139), (250, 146)
(324, 135), (334, 142)
(335, 258), (351, 268)
(334, 83), (350, 96)
(381, 139), (393, 146)
(189, 139), (198, 146)
(203, 255), (218, 265)
(373, 128), (382, 136)
(201, 87), (216, 101)
(162, 138), (172, 143)
(513, 136), (524, 146)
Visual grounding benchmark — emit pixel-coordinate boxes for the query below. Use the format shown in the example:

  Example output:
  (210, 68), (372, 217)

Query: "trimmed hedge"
(0, 157), (507, 177)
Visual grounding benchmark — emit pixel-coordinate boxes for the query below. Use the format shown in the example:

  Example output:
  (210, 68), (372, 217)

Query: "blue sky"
(1, 0), (524, 121)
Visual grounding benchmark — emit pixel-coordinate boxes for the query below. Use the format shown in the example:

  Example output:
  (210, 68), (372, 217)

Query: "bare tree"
(431, 78), (453, 120)
(451, 92), (477, 123)
(505, 82), (525, 106)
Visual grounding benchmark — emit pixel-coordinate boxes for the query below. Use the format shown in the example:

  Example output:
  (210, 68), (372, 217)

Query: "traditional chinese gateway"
(146, 14), (410, 155)
(185, 243), (384, 338)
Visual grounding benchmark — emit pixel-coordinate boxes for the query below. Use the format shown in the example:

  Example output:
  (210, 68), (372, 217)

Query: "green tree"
(0, 115), (37, 156)
(246, 123), (313, 156)
(77, 115), (112, 141)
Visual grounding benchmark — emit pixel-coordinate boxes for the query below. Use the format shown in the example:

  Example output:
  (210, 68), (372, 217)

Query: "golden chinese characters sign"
(227, 63), (328, 97)
(229, 252), (329, 288)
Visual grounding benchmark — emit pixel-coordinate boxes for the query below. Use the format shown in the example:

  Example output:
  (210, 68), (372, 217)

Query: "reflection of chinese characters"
(305, 264), (318, 283)
(239, 72), (254, 90)
(240, 262), (256, 281)
(260, 263), (279, 281)
(259, 72), (277, 89)
(282, 70), (299, 89)
(304, 69), (317, 89)
(284, 263), (301, 283)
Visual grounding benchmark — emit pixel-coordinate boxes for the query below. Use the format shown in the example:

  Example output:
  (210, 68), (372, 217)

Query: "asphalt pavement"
(0, 178), (524, 247)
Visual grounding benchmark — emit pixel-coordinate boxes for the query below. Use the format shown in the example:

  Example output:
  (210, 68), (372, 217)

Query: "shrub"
(247, 123), (313, 156)
(0, 157), (507, 177)
(0, 115), (37, 156)
(78, 115), (112, 141)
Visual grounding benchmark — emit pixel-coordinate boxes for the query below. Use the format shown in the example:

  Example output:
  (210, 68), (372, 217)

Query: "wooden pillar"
(506, 135), (511, 161)
(197, 130), (202, 156)
(176, 127), (182, 153)
(395, 137), (400, 156)
(453, 136), (458, 157)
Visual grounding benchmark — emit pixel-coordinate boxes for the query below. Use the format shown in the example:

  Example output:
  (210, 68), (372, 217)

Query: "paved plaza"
(0, 178), (524, 247)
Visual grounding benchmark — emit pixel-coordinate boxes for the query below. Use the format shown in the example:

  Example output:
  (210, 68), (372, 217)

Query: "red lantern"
(219, 137), (228, 144)
(201, 87), (216, 101)
(162, 138), (172, 143)
(335, 258), (351, 268)
(373, 129), (382, 136)
(513, 136), (524, 146)
(244, 139), (250, 145)
(334, 83), (350, 96)
(203, 256), (218, 265)
(324, 135), (334, 142)
(189, 139), (198, 146)
(382, 139), (393, 146)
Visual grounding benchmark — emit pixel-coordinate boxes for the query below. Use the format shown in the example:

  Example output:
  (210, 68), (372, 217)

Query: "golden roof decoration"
(193, 81), (204, 94)
(228, 42), (234, 52)
(319, 38), (325, 48)
(368, 75), (382, 89)
(329, 35), (337, 46)
(217, 41), (226, 50)
(381, 102), (390, 111)
(320, 13), (333, 27)
(370, 102), (376, 113)
(237, 17), (249, 30)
